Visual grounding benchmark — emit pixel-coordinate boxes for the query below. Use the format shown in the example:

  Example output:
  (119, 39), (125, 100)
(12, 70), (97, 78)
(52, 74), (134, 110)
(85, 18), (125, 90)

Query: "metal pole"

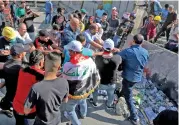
(81, 1), (84, 9)
(125, 0), (129, 12)
(35, 0), (37, 8)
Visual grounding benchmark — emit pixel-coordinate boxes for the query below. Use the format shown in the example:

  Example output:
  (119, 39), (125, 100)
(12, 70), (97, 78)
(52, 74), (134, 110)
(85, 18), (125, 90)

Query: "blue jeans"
(45, 13), (52, 24)
(65, 99), (87, 125)
(13, 110), (35, 125)
(119, 79), (139, 121)
(113, 35), (121, 47)
(93, 84), (116, 107)
(165, 39), (178, 52)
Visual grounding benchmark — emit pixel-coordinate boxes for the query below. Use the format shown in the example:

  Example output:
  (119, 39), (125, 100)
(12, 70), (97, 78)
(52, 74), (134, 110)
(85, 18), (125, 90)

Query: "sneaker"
(89, 98), (93, 103)
(80, 115), (86, 119)
(66, 122), (72, 125)
(91, 102), (98, 107)
(128, 118), (140, 125)
(88, 99), (98, 107)
(106, 105), (115, 110)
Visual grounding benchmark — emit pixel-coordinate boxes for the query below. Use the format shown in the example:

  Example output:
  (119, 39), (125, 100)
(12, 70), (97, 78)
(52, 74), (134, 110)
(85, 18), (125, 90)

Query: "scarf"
(102, 51), (113, 58)
(70, 53), (89, 64)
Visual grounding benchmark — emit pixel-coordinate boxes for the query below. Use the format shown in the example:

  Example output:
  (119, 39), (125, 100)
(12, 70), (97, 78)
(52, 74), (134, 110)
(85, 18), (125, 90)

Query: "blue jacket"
(154, 1), (162, 16)
(61, 26), (80, 48)
(118, 45), (149, 82)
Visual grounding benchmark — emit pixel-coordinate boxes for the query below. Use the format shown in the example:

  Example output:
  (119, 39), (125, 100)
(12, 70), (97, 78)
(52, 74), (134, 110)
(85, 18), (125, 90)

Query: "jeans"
(13, 110), (35, 125)
(113, 35), (121, 47)
(28, 32), (36, 42)
(165, 39), (178, 53)
(13, 16), (17, 29)
(119, 79), (139, 121)
(65, 99), (87, 125)
(93, 84), (116, 107)
(45, 13), (52, 24)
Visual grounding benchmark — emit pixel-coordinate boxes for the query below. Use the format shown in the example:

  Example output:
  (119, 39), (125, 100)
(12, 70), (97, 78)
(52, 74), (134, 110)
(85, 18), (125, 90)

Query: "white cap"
(169, 5), (174, 9)
(103, 39), (114, 51)
(112, 7), (117, 10)
(66, 40), (83, 52)
(96, 23), (102, 28)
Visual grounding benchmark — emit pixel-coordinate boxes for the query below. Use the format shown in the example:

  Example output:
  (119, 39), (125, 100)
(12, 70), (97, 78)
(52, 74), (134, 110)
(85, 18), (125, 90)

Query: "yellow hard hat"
(154, 16), (161, 22)
(2, 26), (16, 40)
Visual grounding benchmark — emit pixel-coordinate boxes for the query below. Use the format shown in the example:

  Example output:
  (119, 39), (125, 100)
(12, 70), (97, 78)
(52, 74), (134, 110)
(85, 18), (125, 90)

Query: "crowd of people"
(140, 0), (178, 53)
(0, 1), (178, 125)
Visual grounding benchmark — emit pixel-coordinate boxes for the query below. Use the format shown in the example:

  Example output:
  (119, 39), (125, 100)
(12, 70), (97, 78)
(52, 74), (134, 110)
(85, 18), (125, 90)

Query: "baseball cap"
(39, 30), (49, 37)
(81, 9), (87, 14)
(66, 40), (83, 52)
(2, 26), (16, 40)
(103, 39), (114, 51)
(169, 5), (174, 9)
(10, 43), (31, 56)
(112, 7), (117, 10)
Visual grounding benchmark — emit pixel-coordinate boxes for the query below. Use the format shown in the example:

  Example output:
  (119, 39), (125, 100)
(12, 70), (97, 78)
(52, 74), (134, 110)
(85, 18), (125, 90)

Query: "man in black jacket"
(51, 7), (66, 32)
(90, 38), (122, 109)
(0, 43), (30, 117)
(154, 5), (177, 42)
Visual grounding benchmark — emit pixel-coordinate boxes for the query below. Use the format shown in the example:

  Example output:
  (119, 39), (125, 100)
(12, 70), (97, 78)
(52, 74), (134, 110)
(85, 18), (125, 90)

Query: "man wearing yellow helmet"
(154, 15), (161, 22)
(0, 26), (16, 62)
(154, 5), (177, 42)
(145, 15), (161, 41)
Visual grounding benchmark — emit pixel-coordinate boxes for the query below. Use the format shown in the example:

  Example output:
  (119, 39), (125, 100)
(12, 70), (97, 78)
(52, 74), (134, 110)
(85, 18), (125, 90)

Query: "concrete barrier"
(124, 35), (178, 104)
(142, 42), (178, 104)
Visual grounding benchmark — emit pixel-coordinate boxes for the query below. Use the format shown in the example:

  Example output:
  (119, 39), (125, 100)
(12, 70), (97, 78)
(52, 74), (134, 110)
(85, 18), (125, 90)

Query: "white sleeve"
(25, 33), (33, 43)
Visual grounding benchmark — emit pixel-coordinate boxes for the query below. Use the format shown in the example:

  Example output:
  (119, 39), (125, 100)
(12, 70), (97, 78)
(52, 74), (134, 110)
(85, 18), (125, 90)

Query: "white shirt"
(15, 31), (32, 44)
(83, 29), (97, 49)
(169, 25), (179, 42)
(96, 28), (104, 39)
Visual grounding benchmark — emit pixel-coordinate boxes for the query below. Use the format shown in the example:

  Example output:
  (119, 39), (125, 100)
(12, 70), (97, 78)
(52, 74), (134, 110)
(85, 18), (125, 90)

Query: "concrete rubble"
(113, 77), (177, 125)
(133, 78), (177, 125)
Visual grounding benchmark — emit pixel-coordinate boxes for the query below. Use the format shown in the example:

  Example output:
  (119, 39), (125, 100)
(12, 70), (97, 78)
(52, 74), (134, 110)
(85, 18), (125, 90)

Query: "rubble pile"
(133, 78), (178, 124)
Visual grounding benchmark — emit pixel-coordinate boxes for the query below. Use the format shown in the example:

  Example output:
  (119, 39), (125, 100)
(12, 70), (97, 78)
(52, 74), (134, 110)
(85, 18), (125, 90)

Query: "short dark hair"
(77, 13), (82, 20)
(45, 52), (61, 72)
(57, 8), (65, 13)
(76, 34), (86, 43)
(153, 110), (178, 125)
(52, 24), (59, 30)
(29, 50), (44, 66)
(103, 12), (108, 16)
(165, 4), (169, 9)
(72, 13), (79, 18)
(75, 10), (80, 13)
(21, 1), (26, 4)
(133, 34), (144, 44)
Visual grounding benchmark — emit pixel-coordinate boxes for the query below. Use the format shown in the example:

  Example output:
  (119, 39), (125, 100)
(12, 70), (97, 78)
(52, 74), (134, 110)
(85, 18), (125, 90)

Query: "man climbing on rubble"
(117, 34), (149, 125)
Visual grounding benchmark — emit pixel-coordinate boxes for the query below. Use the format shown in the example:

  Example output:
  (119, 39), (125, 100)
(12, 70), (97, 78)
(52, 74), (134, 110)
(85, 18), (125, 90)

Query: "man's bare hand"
(54, 49), (61, 53)
(0, 50), (10, 56)
(112, 48), (120, 53)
